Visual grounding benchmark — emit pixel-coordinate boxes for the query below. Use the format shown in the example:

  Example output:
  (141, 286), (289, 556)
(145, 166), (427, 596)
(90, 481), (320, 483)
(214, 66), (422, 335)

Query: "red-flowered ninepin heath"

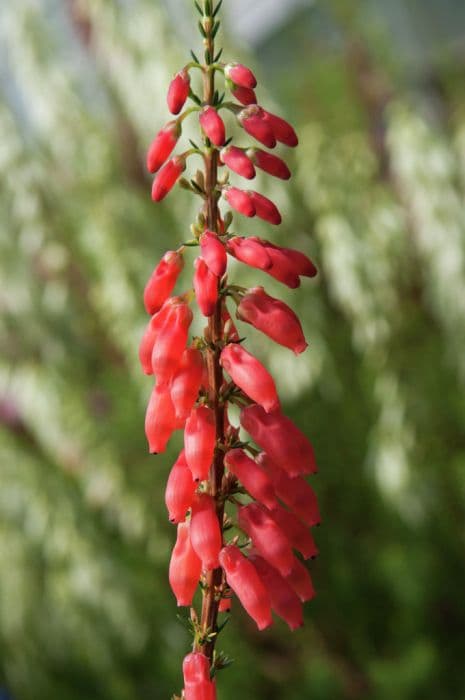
(140, 2), (319, 696)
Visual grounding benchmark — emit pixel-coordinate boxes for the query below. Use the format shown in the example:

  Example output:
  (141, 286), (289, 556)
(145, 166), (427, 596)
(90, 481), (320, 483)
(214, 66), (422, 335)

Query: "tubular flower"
(140, 3), (319, 694)
(169, 521), (202, 606)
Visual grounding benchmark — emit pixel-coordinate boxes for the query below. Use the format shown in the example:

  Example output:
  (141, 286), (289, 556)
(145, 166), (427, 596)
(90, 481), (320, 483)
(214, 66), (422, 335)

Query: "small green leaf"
(194, 1), (202, 15)
(213, 0), (223, 18)
(214, 48), (223, 62)
(198, 20), (206, 37)
(190, 49), (200, 62)
(212, 20), (220, 39)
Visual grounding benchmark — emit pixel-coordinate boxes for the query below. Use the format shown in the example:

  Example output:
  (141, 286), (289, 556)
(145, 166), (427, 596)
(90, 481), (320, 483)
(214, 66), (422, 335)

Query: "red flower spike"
(258, 453), (321, 527)
(241, 404), (318, 477)
(263, 110), (298, 147)
(199, 106), (226, 147)
(247, 148), (291, 180)
(286, 556), (316, 603)
(184, 405), (216, 482)
(200, 230), (227, 277)
(223, 186), (255, 217)
(219, 545), (273, 630)
(167, 69), (190, 115)
(143, 250), (184, 315)
(237, 286), (308, 355)
(238, 106), (276, 148)
(193, 257), (219, 317)
(170, 347), (204, 425)
(169, 521), (202, 606)
(268, 505), (319, 560)
(144, 382), (177, 454)
(224, 62), (257, 89)
(165, 449), (197, 523)
(151, 156), (186, 202)
(231, 84), (257, 106)
(219, 146), (255, 180)
(220, 344), (280, 413)
(250, 554), (303, 631)
(146, 121), (180, 173)
(138, 300), (175, 375)
(237, 503), (294, 577)
(151, 300), (193, 382)
(226, 236), (272, 271)
(189, 493), (222, 570)
(224, 448), (277, 510)
(249, 191), (282, 225)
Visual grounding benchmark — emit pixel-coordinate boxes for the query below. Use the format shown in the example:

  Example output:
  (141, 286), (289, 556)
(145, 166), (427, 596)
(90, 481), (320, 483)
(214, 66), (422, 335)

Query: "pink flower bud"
(268, 505), (318, 560)
(240, 404), (317, 477)
(151, 300), (193, 382)
(237, 286), (308, 354)
(285, 556), (316, 602)
(170, 347), (204, 425)
(258, 453), (321, 526)
(183, 652), (216, 700)
(238, 503), (294, 576)
(169, 522), (202, 606)
(200, 230), (227, 278)
(219, 545), (272, 630)
(184, 405), (216, 481)
(225, 62), (257, 89)
(194, 257), (218, 317)
(138, 299), (174, 374)
(143, 250), (184, 315)
(144, 382), (177, 453)
(238, 106), (276, 148)
(219, 146), (255, 180)
(165, 449), (197, 523)
(190, 493), (222, 570)
(247, 148), (291, 180)
(220, 344), (280, 413)
(226, 236), (272, 271)
(223, 186), (255, 218)
(146, 121), (180, 173)
(230, 84), (257, 106)
(184, 680), (216, 700)
(167, 69), (190, 115)
(249, 554), (303, 630)
(224, 448), (277, 510)
(249, 191), (282, 225)
(199, 106), (226, 147)
(263, 110), (298, 147)
(151, 156), (186, 202)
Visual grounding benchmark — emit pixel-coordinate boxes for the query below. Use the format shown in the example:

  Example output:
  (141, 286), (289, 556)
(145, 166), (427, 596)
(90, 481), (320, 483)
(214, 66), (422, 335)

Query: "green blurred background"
(1, 0), (465, 698)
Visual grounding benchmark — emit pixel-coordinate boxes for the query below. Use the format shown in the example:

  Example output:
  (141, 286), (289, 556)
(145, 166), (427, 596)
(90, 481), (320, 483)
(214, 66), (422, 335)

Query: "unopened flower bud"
(199, 106), (226, 147)
(263, 110), (298, 147)
(223, 186), (255, 217)
(151, 300), (193, 382)
(247, 148), (290, 180)
(145, 382), (177, 453)
(190, 493), (222, 570)
(220, 146), (255, 180)
(169, 522), (202, 606)
(237, 106), (276, 148)
(143, 250), (184, 315)
(167, 69), (190, 115)
(224, 448), (277, 510)
(249, 191), (282, 225)
(225, 62), (257, 89)
(152, 156), (186, 202)
(200, 230), (227, 277)
(220, 344), (280, 413)
(194, 257), (218, 317)
(146, 121), (180, 173)
(230, 84), (257, 106)
(219, 545), (272, 630)
(183, 652), (216, 700)
(184, 405), (216, 481)
(238, 503), (294, 576)
(250, 554), (303, 630)
(165, 449), (197, 523)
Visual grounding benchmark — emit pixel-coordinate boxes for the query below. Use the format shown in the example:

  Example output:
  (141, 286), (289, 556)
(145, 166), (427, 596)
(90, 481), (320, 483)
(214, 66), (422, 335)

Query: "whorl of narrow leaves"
(140, 1), (319, 696)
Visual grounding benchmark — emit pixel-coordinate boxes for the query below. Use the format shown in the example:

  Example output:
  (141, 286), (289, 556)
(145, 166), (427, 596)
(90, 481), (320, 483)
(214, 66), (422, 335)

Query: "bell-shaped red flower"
(143, 250), (184, 315)
(146, 121), (180, 173)
(237, 106), (276, 148)
(138, 299), (175, 375)
(226, 236), (272, 271)
(183, 652), (216, 700)
(220, 344), (280, 413)
(165, 449), (197, 523)
(223, 186), (255, 217)
(151, 156), (186, 202)
(151, 299), (193, 382)
(167, 69), (190, 115)
(199, 106), (226, 147)
(169, 521), (202, 606)
(285, 556), (316, 602)
(219, 545), (272, 630)
(144, 382), (177, 454)
(220, 146), (255, 180)
(268, 505), (318, 560)
(237, 503), (294, 576)
(241, 404), (317, 477)
(247, 148), (291, 180)
(237, 286), (307, 354)
(263, 110), (298, 147)
(194, 257), (218, 317)
(189, 493), (222, 570)
(224, 448), (277, 510)
(184, 405), (216, 482)
(230, 84), (256, 105)
(200, 230), (227, 278)
(250, 554), (303, 630)
(249, 191), (282, 225)
(170, 347), (204, 425)
(224, 62), (257, 89)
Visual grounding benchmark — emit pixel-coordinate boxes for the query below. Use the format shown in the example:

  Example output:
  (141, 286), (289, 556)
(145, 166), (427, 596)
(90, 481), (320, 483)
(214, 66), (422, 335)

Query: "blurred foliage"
(1, 0), (465, 699)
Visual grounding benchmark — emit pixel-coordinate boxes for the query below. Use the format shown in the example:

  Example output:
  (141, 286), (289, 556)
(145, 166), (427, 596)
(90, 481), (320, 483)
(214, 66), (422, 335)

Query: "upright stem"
(196, 4), (225, 663)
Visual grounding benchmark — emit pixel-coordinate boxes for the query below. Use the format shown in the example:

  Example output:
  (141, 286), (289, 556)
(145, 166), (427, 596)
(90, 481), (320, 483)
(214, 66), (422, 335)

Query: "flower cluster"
(140, 1), (319, 696)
